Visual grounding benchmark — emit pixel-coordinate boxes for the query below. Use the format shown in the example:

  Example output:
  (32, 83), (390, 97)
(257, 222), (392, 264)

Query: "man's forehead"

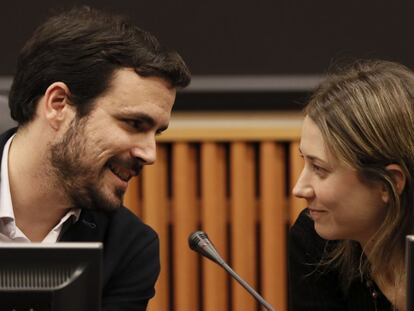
(95, 70), (175, 108)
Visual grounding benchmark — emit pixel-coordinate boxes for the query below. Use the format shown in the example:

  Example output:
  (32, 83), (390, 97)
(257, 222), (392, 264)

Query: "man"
(2, 6), (190, 310)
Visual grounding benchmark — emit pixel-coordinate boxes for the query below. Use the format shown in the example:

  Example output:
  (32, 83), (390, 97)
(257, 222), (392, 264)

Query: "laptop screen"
(406, 236), (414, 311)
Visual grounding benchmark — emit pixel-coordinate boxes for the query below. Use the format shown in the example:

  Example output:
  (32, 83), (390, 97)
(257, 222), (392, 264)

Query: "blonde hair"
(306, 60), (414, 288)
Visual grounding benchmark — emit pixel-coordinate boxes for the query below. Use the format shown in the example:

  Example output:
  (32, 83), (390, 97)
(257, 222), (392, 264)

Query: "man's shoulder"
(81, 206), (160, 296)
(103, 205), (152, 229)
(88, 206), (158, 241)
(62, 206), (158, 245)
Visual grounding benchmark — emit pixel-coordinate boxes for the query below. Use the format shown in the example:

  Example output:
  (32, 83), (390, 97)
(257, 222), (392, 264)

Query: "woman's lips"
(308, 208), (327, 220)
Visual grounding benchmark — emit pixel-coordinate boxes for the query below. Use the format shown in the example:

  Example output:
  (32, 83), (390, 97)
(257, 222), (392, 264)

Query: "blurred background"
(1, 1), (413, 311)
(1, 0), (414, 118)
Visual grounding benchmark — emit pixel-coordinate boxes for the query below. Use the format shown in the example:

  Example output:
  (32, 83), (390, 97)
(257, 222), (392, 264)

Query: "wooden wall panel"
(200, 142), (229, 311)
(123, 112), (304, 311)
(172, 143), (199, 311)
(141, 145), (170, 311)
(259, 142), (287, 311)
(230, 142), (257, 311)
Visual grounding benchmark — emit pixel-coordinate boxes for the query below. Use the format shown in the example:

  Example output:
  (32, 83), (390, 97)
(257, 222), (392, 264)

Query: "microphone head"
(188, 231), (209, 251)
(188, 231), (225, 265)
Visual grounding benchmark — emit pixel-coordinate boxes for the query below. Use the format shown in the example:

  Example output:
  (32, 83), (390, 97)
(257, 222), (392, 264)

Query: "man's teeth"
(108, 163), (131, 181)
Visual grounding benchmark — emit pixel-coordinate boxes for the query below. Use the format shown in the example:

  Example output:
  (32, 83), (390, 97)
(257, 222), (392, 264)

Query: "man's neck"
(7, 128), (71, 241)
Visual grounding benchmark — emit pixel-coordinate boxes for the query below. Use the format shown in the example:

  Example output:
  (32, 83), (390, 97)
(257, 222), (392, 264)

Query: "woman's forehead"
(300, 116), (339, 166)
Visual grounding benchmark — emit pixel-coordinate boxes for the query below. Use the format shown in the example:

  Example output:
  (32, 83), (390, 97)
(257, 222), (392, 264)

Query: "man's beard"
(48, 117), (138, 212)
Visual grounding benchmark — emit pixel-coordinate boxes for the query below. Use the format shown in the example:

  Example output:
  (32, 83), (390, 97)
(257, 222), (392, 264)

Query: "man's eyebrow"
(129, 112), (155, 126)
(120, 111), (169, 131)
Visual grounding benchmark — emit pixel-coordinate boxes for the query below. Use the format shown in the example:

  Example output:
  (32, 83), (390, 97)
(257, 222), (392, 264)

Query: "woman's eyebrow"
(298, 147), (328, 164)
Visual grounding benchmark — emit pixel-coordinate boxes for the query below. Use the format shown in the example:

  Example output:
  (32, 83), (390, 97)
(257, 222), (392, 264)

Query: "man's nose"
(129, 134), (157, 165)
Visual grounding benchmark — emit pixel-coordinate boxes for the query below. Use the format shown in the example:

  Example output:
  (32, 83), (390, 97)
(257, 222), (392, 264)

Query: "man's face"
(49, 68), (176, 211)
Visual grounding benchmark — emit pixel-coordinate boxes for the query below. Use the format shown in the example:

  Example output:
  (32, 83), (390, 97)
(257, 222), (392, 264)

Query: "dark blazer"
(0, 128), (160, 311)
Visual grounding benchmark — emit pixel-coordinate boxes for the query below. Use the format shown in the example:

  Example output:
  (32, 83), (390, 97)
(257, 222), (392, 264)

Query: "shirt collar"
(0, 134), (16, 220)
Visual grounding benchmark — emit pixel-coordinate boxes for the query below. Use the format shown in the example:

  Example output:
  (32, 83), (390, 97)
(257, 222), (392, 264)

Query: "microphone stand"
(188, 231), (276, 311)
(220, 261), (276, 311)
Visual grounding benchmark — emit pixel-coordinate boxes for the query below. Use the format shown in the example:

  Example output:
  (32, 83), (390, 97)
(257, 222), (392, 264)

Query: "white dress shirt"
(0, 134), (80, 242)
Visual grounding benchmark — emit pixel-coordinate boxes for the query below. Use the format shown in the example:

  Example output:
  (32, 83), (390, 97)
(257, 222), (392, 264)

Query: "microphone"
(188, 231), (276, 311)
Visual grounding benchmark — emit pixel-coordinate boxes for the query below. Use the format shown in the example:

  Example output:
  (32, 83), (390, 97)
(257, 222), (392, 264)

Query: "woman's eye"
(312, 164), (321, 171)
(311, 164), (327, 176)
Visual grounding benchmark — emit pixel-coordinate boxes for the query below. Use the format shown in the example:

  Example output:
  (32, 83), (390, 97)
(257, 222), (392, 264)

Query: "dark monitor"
(407, 236), (414, 311)
(0, 242), (102, 311)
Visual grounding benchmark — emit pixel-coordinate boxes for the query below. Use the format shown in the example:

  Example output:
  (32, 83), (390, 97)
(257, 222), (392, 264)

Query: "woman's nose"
(292, 170), (314, 200)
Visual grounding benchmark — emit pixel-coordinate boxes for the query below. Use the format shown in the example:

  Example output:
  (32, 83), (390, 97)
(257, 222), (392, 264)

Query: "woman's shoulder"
(288, 209), (346, 310)
(289, 208), (331, 256)
(290, 208), (314, 233)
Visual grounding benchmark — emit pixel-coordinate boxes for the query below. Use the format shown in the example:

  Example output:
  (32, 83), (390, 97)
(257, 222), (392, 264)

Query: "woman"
(289, 60), (414, 311)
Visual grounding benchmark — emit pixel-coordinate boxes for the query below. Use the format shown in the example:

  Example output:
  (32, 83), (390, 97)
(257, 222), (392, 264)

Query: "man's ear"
(381, 164), (406, 203)
(43, 82), (74, 130)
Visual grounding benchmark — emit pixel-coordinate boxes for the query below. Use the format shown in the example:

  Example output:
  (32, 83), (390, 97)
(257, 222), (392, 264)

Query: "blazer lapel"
(60, 209), (109, 242)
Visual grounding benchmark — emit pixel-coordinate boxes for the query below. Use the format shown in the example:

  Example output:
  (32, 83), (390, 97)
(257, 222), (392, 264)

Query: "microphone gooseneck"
(188, 231), (276, 311)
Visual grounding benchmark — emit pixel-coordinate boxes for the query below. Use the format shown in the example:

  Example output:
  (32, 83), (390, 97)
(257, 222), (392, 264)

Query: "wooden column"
(230, 142), (257, 311)
(141, 145), (170, 311)
(172, 143), (199, 311)
(200, 142), (229, 311)
(260, 142), (287, 311)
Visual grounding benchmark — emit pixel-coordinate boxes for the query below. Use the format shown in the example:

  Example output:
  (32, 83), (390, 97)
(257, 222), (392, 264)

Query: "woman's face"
(292, 116), (387, 246)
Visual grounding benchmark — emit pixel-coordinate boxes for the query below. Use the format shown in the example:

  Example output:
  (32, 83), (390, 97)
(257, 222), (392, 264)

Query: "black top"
(0, 128), (160, 311)
(288, 209), (394, 311)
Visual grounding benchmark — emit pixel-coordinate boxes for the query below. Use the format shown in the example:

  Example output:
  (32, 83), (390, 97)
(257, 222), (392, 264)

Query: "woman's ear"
(381, 164), (406, 203)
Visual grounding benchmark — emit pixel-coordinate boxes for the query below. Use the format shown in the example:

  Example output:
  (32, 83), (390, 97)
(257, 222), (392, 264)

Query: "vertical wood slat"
(172, 143), (199, 311)
(200, 142), (229, 311)
(230, 142), (257, 311)
(124, 176), (141, 217)
(260, 142), (287, 311)
(289, 141), (307, 225)
(141, 145), (169, 311)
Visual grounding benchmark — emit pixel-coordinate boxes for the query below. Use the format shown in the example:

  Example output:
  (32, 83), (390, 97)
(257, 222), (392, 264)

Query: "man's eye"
(125, 119), (143, 130)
